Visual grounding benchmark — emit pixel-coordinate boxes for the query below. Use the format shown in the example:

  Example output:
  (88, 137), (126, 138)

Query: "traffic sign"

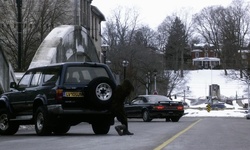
(206, 104), (211, 112)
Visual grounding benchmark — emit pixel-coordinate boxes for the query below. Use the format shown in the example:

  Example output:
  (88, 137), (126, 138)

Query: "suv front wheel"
(0, 109), (19, 135)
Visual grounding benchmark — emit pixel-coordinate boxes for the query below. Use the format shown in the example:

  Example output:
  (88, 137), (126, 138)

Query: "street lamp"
(153, 69), (158, 94)
(122, 60), (129, 80)
(146, 72), (150, 95)
(184, 86), (189, 103)
(101, 43), (109, 64)
(16, 0), (23, 70)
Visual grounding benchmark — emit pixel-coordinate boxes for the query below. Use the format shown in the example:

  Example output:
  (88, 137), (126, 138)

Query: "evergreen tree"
(165, 17), (189, 76)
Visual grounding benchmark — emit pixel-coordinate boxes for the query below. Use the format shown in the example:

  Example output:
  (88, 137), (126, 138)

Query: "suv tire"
(52, 124), (71, 135)
(0, 109), (19, 135)
(86, 77), (116, 109)
(92, 122), (110, 134)
(35, 106), (52, 136)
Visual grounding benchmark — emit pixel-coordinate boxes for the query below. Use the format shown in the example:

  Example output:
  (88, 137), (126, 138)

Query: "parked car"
(211, 103), (226, 109)
(124, 95), (184, 122)
(0, 62), (117, 135)
(182, 102), (189, 108)
(246, 112), (250, 119)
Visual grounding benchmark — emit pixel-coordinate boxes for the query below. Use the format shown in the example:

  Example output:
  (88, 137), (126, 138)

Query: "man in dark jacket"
(112, 79), (134, 136)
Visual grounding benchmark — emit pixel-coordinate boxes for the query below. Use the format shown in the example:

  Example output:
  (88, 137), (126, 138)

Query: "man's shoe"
(115, 126), (123, 136)
(123, 131), (134, 135)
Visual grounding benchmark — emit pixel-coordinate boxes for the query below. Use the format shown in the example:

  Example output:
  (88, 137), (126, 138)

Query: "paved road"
(0, 117), (250, 150)
(162, 117), (250, 150)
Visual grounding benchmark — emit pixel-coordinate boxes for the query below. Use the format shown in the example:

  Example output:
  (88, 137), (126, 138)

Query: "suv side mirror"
(10, 82), (17, 88)
(124, 99), (132, 105)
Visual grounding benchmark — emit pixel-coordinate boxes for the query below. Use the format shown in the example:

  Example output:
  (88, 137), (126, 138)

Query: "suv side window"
(18, 71), (32, 89)
(30, 72), (42, 87)
(43, 68), (60, 85)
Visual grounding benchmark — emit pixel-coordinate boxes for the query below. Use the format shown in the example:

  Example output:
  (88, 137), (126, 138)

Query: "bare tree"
(193, 6), (224, 70)
(102, 6), (140, 47)
(193, 0), (250, 78)
(219, 0), (250, 84)
(224, 0), (250, 78)
(102, 7), (165, 95)
(0, 0), (72, 70)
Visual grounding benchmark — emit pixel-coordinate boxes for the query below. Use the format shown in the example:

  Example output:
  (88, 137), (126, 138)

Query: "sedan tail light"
(177, 106), (184, 110)
(154, 105), (166, 110)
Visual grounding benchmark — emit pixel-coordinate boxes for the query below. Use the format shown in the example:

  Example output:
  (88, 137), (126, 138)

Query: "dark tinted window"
(43, 67), (60, 84)
(65, 66), (108, 84)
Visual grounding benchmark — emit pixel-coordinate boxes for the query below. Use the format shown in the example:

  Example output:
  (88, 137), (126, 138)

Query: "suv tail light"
(56, 89), (63, 101)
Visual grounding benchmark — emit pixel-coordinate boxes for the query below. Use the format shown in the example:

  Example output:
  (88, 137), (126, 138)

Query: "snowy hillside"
(186, 70), (247, 99)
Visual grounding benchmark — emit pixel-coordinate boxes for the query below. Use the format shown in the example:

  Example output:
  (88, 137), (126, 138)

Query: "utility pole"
(16, 0), (22, 70)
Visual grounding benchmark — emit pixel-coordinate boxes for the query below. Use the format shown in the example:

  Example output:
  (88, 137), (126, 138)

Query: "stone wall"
(0, 45), (17, 93)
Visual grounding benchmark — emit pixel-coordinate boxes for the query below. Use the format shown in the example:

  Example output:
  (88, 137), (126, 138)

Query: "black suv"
(0, 62), (117, 135)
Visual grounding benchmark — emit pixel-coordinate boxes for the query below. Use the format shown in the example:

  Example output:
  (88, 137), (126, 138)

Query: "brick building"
(191, 43), (220, 69)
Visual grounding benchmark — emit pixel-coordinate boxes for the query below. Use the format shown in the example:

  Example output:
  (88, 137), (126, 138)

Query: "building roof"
(194, 43), (214, 47)
(191, 49), (203, 52)
(91, 5), (105, 21)
(193, 57), (220, 61)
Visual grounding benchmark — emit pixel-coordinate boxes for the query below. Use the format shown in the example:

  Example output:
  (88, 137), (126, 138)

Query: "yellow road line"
(154, 119), (202, 150)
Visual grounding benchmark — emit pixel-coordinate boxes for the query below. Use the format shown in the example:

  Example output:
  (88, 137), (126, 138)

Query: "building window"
(215, 52), (218, 57)
(195, 52), (199, 58)
(95, 17), (98, 40)
(205, 52), (208, 57)
(92, 16), (94, 38)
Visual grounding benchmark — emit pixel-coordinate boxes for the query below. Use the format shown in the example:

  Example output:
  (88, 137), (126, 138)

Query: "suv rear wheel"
(86, 77), (116, 109)
(35, 106), (52, 135)
(52, 124), (71, 135)
(92, 122), (110, 134)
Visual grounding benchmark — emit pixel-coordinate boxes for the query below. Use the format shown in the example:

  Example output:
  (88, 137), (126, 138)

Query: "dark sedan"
(124, 95), (184, 122)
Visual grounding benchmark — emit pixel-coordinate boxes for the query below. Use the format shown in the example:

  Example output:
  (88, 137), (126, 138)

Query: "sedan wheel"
(171, 116), (181, 122)
(165, 117), (171, 122)
(142, 110), (152, 122)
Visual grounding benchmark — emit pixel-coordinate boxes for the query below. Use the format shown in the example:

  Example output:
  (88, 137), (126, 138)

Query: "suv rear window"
(65, 66), (109, 84)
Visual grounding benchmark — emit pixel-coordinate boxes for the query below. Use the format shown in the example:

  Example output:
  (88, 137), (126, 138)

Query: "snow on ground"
(184, 109), (247, 118)
(183, 99), (247, 118)
(175, 70), (250, 118)
(186, 69), (246, 98)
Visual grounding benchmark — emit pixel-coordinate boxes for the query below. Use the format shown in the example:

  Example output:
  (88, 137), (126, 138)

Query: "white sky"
(92, 0), (239, 29)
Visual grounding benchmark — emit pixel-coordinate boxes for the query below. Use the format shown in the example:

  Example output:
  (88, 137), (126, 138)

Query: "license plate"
(64, 92), (83, 97)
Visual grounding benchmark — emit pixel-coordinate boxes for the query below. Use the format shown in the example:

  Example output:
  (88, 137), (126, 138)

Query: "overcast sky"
(92, 0), (246, 29)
